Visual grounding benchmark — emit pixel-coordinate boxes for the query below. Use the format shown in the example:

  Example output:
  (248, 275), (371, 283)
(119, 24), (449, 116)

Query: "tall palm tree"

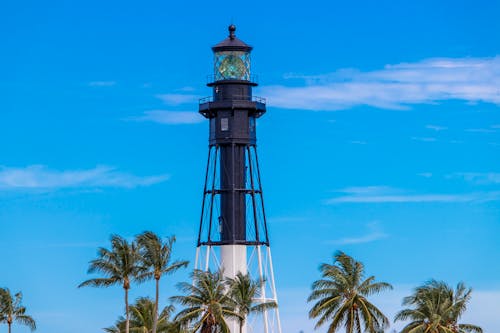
(308, 251), (392, 333)
(170, 270), (241, 333)
(226, 272), (277, 333)
(79, 234), (143, 333)
(395, 280), (482, 333)
(104, 297), (178, 333)
(136, 231), (188, 333)
(0, 288), (36, 333)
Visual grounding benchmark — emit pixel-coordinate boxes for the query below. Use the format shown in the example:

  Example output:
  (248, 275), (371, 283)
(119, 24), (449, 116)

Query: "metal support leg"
(267, 246), (282, 333)
(205, 245), (211, 271)
(257, 245), (269, 333)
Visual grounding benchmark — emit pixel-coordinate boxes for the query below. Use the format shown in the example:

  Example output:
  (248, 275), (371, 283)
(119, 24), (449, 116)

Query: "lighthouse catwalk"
(195, 25), (282, 333)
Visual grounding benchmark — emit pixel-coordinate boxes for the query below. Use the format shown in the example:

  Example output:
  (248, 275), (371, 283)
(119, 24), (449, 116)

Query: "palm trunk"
(239, 320), (243, 333)
(152, 277), (159, 333)
(125, 287), (130, 333)
(8, 322), (11, 333)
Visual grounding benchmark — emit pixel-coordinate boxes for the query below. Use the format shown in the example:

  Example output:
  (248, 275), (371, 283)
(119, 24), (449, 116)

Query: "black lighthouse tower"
(195, 25), (281, 333)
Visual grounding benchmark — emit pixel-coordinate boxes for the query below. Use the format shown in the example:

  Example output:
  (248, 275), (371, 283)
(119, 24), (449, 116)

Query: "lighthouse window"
(221, 118), (229, 131)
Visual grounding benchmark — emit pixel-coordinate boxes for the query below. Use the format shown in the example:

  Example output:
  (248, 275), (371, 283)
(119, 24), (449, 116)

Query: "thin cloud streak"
(417, 172), (433, 178)
(0, 165), (169, 190)
(426, 125), (448, 131)
(451, 172), (500, 184)
(131, 110), (204, 124)
(261, 56), (500, 110)
(465, 128), (497, 133)
(326, 186), (500, 204)
(331, 222), (388, 245)
(333, 231), (388, 245)
(412, 137), (437, 142)
(329, 194), (474, 203)
(156, 93), (200, 105)
(88, 81), (116, 87)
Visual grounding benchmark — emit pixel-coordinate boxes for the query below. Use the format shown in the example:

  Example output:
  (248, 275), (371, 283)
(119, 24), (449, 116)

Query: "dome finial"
(228, 24), (236, 40)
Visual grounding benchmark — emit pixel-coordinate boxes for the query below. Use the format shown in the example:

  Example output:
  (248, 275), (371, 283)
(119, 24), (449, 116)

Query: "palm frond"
(396, 280), (482, 333)
(78, 277), (118, 288)
(0, 288), (36, 331)
(458, 323), (483, 333)
(15, 314), (36, 330)
(308, 252), (391, 333)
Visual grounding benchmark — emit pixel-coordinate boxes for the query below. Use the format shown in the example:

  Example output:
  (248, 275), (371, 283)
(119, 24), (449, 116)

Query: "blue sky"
(1, 0), (499, 332)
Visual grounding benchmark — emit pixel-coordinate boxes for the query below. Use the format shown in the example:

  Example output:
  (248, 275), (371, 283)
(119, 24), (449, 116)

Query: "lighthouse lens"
(219, 55), (246, 79)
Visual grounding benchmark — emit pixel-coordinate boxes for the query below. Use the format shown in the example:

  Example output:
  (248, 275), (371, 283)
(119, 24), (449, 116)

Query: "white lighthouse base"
(195, 245), (282, 333)
(221, 244), (248, 277)
(221, 245), (247, 333)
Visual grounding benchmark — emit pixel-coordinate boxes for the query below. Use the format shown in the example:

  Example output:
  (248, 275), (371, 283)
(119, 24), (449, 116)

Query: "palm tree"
(0, 288), (36, 333)
(79, 234), (143, 333)
(136, 231), (188, 333)
(104, 321), (125, 333)
(226, 272), (277, 333)
(170, 270), (241, 333)
(395, 280), (482, 333)
(104, 297), (178, 333)
(308, 251), (392, 333)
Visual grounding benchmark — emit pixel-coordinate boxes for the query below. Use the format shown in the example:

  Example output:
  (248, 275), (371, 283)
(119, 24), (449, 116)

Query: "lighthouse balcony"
(206, 74), (259, 86)
(198, 95), (266, 118)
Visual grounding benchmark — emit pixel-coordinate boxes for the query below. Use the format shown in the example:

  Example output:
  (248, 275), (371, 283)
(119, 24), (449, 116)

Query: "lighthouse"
(195, 25), (282, 333)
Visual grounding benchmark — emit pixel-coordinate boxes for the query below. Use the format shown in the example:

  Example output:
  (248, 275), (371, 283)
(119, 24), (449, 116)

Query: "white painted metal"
(221, 245), (248, 333)
(205, 245), (211, 271)
(256, 245), (270, 333)
(194, 246), (200, 270)
(267, 246), (282, 333)
(221, 244), (247, 277)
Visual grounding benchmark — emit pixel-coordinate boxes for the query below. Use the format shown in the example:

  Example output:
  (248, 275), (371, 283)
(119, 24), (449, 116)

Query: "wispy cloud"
(261, 56), (500, 110)
(450, 172), (500, 184)
(465, 128), (497, 133)
(176, 86), (196, 92)
(417, 172), (433, 178)
(412, 137), (437, 142)
(88, 81), (116, 87)
(0, 165), (169, 191)
(325, 186), (500, 204)
(426, 125), (448, 131)
(349, 140), (367, 145)
(156, 93), (200, 105)
(130, 110), (204, 125)
(331, 222), (388, 245)
(334, 232), (387, 244)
